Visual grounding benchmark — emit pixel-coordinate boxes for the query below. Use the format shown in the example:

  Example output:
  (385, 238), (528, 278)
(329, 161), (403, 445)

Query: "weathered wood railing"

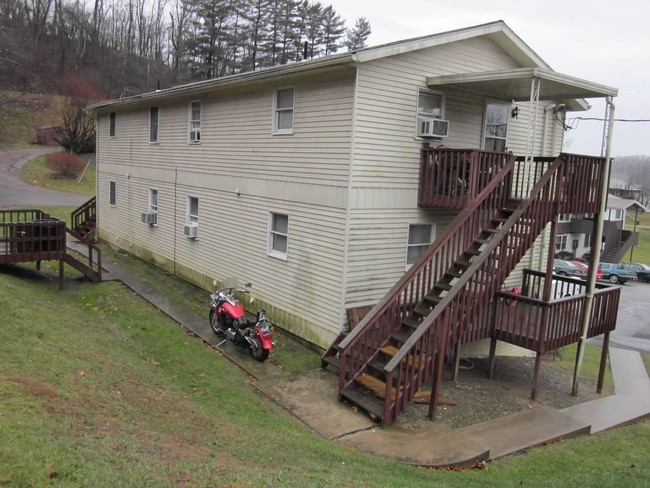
(71, 196), (96, 231)
(0, 210), (66, 264)
(493, 270), (619, 352)
(380, 153), (605, 423)
(419, 148), (513, 208)
(338, 150), (515, 389)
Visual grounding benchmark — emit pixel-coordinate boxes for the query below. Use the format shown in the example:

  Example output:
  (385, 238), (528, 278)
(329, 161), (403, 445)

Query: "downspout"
(572, 96), (615, 395)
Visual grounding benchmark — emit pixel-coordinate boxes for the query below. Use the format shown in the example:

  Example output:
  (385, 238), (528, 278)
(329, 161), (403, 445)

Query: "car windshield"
(638, 264), (650, 270)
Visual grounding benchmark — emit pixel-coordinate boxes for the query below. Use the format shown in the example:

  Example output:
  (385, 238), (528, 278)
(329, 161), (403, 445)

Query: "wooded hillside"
(1, 0), (370, 99)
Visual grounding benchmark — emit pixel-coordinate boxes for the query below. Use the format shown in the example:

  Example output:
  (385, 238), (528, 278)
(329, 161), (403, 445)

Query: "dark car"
(597, 262), (637, 284)
(620, 262), (650, 283)
(553, 259), (587, 278)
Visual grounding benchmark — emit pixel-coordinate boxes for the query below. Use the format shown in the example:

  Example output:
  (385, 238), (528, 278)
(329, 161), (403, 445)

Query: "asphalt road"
(590, 280), (650, 355)
(0, 148), (89, 208)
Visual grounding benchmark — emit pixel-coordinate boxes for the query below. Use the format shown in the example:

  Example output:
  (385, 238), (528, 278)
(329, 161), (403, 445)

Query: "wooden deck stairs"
(324, 150), (611, 424)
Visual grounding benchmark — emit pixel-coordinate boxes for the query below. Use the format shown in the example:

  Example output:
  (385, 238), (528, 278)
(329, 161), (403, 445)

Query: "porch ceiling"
(426, 67), (618, 110)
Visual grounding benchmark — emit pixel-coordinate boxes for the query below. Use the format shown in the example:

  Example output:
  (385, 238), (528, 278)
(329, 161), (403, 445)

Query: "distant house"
(87, 20), (618, 350)
(34, 126), (63, 146)
(556, 195), (645, 263)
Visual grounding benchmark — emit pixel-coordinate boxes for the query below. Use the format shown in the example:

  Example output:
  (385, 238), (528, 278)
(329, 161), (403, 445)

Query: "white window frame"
(406, 223), (435, 270)
(555, 234), (567, 252)
(188, 101), (201, 144)
(268, 212), (289, 260)
(109, 112), (116, 138)
(558, 213), (571, 223)
(415, 88), (445, 138)
(149, 188), (158, 214)
(187, 196), (199, 225)
(482, 101), (510, 152)
(109, 181), (116, 206)
(149, 107), (159, 143)
(273, 87), (294, 135)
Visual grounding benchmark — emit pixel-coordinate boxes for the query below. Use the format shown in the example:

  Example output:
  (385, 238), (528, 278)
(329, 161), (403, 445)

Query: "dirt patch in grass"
(5, 375), (59, 399)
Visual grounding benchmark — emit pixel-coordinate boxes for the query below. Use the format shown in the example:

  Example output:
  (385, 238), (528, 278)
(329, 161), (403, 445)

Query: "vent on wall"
(183, 223), (198, 238)
(417, 117), (449, 138)
(141, 212), (157, 225)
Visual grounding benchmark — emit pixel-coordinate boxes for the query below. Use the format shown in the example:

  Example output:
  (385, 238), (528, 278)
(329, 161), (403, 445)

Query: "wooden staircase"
(65, 197), (102, 282)
(324, 150), (607, 424)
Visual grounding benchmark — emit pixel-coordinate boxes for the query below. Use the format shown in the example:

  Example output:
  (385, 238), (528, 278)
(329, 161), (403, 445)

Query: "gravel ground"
(394, 354), (612, 431)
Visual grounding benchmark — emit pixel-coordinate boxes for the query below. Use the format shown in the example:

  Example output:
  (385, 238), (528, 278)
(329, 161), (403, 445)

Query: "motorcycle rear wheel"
(248, 337), (269, 362)
(209, 310), (224, 336)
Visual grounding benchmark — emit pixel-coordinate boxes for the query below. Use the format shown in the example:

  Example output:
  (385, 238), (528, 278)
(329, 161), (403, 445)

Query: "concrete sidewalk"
(92, 251), (650, 467)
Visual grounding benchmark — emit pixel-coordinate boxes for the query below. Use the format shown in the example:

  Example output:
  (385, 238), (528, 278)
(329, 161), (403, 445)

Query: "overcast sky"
(330, 0), (650, 157)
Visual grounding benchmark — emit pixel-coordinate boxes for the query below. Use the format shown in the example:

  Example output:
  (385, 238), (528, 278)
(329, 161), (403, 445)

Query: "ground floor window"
(555, 234), (567, 253)
(109, 181), (116, 206)
(268, 212), (289, 259)
(407, 223), (435, 269)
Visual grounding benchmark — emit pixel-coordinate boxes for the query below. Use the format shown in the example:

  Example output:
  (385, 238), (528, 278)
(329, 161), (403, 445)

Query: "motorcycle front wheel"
(209, 310), (224, 336)
(248, 337), (269, 362)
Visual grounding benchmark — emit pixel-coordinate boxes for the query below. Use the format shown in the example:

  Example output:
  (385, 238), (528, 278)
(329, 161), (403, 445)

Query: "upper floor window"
(268, 212), (289, 259)
(273, 88), (294, 134)
(483, 102), (510, 152)
(109, 112), (116, 137)
(558, 213), (571, 223)
(109, 181), (116, 206)
(150, 107), (159, 143)
(189, 101), (201, 143)
(406, 223), (434, 269)
(416, 89), (447, 138)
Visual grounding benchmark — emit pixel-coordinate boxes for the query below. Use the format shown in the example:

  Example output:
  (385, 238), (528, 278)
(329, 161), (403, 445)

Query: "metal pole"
(572, 96), (615, 395)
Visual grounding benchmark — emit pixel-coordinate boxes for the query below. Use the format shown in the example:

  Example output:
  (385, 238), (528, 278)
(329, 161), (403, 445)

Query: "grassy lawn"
(18, 153), (95, 195)
(1, 259), (649, 486)
(0, 91), (63, 149)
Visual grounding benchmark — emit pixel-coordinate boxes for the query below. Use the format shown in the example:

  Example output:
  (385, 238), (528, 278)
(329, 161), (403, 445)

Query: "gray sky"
(331, 0), (650, 157)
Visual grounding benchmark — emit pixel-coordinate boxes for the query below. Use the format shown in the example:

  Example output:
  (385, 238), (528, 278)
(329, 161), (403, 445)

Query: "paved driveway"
(0, 148), (89, 208)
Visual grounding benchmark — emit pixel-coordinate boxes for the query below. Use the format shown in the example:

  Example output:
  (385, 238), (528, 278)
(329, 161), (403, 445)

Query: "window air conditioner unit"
(183, 223), (198, 238)
(141, 212), (157, 224)
(417, 117), (449, 138)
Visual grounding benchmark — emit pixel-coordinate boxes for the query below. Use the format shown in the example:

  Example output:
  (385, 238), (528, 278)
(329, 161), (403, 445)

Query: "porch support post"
(523, 76), (541, 198)
(573, 96), (616, 396)
(531, 350), (543, 401)
(452, 340), (461, 382)
(597, 332), (610, 394)
(59, 258), (64, 290)
(488, 337), (498, 379)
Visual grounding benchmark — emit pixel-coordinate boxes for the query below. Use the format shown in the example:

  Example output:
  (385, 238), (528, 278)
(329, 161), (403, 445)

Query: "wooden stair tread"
(356, 373), (388, 398)
(340, 386), (384, 420)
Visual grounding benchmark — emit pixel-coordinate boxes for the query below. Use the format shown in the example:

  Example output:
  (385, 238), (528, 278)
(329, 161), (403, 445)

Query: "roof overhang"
(426, 67), (618, 111)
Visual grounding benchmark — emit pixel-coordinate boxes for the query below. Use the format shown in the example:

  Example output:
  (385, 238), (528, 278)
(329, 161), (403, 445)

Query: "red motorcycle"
(209, 279), (273, 362)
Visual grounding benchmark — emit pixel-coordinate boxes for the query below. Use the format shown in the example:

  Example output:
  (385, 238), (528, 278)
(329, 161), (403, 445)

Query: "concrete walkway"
(90, 251), (650, 467)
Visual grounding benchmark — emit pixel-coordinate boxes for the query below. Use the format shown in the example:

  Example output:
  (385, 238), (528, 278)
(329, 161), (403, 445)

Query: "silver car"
(553, 259), (588, 278)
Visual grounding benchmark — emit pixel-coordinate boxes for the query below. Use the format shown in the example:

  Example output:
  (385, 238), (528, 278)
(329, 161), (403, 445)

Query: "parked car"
(553, 259), (588, 278)
(619, 262), (650, 283)
(571, 260), (603, 280)
(597, 262), (637, 284)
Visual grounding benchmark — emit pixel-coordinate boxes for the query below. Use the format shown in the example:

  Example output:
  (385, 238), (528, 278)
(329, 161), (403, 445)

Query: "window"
(558, 213), (571, 223)
(483, 102), (510, 151)
(273, 88), (294, 134)
(555, 234), (567, 252)
(584, 233), (591, 247)
(416, 89), (445, 136)
(187, 196), (199, 224)
(268, 212), (289, 259)
(407, 224), (434, 268)
(109, 112), (116, 137)
(189, 101), (201, 143)
(149, 189), (158, 214)
(150, 107), (159, 143)
(109, 181), (116, 206)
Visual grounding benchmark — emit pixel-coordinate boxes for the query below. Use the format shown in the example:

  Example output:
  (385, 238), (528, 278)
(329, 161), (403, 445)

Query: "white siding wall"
(96, 71), (355, 347)
(344, 37), (562, 309)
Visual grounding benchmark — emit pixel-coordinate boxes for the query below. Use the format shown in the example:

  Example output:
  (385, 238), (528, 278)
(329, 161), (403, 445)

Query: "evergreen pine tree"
(344, 16), (371, 51)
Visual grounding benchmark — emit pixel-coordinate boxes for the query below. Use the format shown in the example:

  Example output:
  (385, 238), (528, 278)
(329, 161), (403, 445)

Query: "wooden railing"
(338, 149), (516, 388)
(418, 148), (513, 208)
(0, 211), (66, 264)
(71, 196), (96, 231)
(494, 270), (619, 352)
